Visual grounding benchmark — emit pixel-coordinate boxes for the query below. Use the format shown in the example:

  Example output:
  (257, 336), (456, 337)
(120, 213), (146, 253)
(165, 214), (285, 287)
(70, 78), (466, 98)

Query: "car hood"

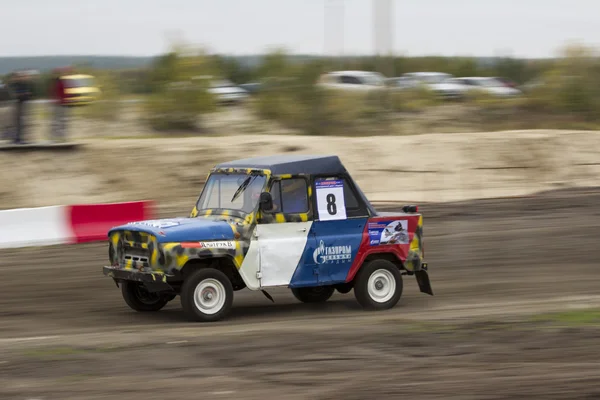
(487, 86), (521, 95)
(208, 86), (247, 95)
(427, 83), (466, 92)
(108, 217), (236, 243)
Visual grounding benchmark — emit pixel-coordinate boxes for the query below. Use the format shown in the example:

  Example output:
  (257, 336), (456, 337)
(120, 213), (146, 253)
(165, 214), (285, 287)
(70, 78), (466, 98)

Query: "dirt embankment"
(2, 129), (600, 210)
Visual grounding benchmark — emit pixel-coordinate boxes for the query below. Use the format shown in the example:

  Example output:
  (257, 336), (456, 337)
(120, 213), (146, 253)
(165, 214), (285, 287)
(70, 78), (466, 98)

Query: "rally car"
(103, 155), (433, 322)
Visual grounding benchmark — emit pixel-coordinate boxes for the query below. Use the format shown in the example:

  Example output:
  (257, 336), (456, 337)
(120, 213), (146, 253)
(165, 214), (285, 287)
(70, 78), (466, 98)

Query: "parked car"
(103, 154), (432, 322)
(451, 77), (522, 97)
(316, 70), (387, 92)
(0, 82), (15, 141)
(494, 77), (518, 89)
(60, 74), (101, 106)
(392, 72), (467, 99)
(207, 79), (249, 105)
(238, 82), (262, 95)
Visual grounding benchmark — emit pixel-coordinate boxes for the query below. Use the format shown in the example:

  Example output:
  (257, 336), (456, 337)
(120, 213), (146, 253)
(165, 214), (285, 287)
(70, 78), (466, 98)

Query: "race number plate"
(315, 179), (347, 221)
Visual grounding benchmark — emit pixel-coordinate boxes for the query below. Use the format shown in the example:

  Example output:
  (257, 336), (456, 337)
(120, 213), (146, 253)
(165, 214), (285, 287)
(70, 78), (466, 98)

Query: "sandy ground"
(1, 188), (600, 399)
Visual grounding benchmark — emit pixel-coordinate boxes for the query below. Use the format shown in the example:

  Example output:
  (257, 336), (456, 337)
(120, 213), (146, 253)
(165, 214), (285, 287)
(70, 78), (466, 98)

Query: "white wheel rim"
(193, 278), (226, 315)
(367, 269), (396, 303)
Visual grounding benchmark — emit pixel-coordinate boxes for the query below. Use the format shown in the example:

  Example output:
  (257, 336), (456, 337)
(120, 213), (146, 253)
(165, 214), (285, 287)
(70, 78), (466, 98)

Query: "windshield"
(418, 74), (450, 84)
(63, 77), (94, 88)
(361, 74), (385, 86)
(477, 78), (504, 87)
(196, 173), (267, 214)
(211, 80), (234, 88)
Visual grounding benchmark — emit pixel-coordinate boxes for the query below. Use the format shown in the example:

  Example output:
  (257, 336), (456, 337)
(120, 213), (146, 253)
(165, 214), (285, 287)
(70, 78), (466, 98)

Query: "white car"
(391, 72), (467, 99)
(207, 79), (250, 105)
(451, 77), (522, 97)
(316, 71), (387, 92)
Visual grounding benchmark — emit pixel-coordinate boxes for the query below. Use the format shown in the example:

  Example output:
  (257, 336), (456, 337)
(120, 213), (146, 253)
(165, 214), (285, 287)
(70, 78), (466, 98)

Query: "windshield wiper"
(230, 175), (257, 203)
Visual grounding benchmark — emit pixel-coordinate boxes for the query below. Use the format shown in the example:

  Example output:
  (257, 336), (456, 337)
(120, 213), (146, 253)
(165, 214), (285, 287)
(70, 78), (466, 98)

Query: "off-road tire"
(354, 259), (403, 310)
(180, 268), (234, 322)
(121, 281), (170, 312)
(291, 286), (335, 303)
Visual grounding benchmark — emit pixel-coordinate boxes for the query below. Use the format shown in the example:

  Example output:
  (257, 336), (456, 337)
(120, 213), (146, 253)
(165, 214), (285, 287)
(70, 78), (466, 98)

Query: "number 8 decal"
(315, 179), (347, 221)
(326, 193), (337, 215)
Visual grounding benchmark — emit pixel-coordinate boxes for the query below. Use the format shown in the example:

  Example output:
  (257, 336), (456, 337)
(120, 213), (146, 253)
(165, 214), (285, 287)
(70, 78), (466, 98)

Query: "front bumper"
(103, 266), (173, 284)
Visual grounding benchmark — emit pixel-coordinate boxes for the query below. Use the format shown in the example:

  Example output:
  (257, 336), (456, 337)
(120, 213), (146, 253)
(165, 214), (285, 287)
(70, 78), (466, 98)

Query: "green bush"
(389, 86), (440, 112)
(522, 44), (600, 120)
(140, 45), (217, 131)
(77, 71), (122, 122)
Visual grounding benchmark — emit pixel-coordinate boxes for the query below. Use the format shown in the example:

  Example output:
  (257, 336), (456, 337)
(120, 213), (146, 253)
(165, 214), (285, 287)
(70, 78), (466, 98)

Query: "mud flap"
(415, 270), (433, 296)
(261, 290), (275, 303)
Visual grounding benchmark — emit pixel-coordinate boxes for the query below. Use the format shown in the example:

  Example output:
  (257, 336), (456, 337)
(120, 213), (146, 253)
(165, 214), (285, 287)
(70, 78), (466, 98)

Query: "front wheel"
(291, 286), (335, 303)
(121, 281), (170, 312)
(354, 259), (403, 310)
(180, 268), (234, 322)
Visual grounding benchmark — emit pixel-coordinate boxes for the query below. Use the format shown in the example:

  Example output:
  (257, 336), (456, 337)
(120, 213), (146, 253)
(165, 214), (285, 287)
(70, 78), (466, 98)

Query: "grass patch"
(23, 345), (122, 358)
(530, 308), (600, 326)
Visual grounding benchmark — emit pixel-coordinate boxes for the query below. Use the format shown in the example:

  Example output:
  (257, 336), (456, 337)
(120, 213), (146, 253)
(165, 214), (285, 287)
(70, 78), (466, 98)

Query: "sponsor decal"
(313, 240), (352, 264)
(368, 220), (409, 245)
(128, 219), (181, 229)
(199, 241), (236, 250)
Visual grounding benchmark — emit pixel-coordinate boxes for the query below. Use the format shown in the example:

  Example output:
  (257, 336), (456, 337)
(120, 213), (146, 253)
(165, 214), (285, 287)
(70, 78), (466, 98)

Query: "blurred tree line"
(11, 51), (555, 98)
(8, 42), (600, 133)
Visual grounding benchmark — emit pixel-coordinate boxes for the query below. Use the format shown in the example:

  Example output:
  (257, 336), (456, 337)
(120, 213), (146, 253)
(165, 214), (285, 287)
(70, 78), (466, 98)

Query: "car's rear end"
(373, 205), (432, 296)
(61, 74), (100, 106)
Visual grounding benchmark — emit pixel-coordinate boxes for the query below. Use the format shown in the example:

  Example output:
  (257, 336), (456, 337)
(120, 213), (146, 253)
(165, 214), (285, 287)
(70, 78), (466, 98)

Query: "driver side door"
(256, 177), (316, 288)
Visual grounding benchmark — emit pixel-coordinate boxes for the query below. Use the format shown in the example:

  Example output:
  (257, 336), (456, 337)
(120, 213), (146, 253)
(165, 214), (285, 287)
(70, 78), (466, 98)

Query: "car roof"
(456, 77), (493, 80)
(404, 72), (450, 76)
(61, 74), (94, 79)
(326, 70), (382, 77)
(215, 154), (348, 175)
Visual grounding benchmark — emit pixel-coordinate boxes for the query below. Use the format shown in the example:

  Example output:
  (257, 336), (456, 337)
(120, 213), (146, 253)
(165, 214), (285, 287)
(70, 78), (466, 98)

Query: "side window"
(270, 180), (282, 210)
(341, 178), (359, 209)
(314, 176), (366, 220)
(341, 75), (361, 85)
(269, 178), (309, 214)
(281, 179), (309, 213)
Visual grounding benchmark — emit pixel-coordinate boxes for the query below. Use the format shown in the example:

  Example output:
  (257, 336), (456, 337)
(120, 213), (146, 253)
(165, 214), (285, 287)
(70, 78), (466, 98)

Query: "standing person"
(11, 71), (33, 144)
(50, 69), (68, 142)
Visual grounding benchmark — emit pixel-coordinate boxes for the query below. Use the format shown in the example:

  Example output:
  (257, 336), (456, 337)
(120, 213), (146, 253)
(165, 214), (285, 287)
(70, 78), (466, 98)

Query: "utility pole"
(373, 0), (393, 77)
(324, 0), (344, 70)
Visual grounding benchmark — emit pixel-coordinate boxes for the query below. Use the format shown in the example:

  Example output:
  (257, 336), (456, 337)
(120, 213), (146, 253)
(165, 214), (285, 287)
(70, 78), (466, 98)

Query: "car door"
(255, 176), (315, 288)
(309, 175), (370, 285)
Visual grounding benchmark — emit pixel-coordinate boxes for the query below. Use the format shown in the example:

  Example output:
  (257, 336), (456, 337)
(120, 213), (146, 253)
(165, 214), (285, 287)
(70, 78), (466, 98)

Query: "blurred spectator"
(10, 70), (33, 144)
(50, 69), (69, 142)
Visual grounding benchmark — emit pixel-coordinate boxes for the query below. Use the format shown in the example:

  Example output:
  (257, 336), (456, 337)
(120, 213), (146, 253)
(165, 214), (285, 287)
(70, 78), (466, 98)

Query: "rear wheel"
(180, 268), (234, 322)
(291, 286), (335, 303)
(121, 281), (170, 312)
(354, 259), (403, 310)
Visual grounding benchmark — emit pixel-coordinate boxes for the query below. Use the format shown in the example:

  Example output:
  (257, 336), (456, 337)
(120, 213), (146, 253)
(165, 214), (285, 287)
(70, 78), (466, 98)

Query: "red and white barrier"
(0, 201), (154, 249)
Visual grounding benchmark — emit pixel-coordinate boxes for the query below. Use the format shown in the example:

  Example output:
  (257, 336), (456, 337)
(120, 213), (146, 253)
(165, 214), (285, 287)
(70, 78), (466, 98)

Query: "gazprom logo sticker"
(313, 240), (352, 264)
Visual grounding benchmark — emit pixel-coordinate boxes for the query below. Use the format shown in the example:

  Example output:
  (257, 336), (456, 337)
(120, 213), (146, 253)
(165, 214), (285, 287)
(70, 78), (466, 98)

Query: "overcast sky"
(2, 0), (599, 58)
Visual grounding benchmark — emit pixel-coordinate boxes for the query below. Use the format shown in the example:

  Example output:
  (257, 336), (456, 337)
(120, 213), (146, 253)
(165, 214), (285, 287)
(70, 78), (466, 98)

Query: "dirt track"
(2, 188), (600, 399)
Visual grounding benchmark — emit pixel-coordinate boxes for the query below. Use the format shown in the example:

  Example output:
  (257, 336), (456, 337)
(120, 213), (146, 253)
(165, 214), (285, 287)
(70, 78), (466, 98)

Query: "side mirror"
(259, 192), (274, 212)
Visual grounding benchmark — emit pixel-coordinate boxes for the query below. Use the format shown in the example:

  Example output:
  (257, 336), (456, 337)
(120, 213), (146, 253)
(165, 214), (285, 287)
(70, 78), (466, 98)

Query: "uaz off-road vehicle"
(103, 155), (432, 322)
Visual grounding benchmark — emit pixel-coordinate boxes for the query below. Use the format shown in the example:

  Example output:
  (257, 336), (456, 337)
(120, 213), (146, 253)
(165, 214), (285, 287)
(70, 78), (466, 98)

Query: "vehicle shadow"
(228, 298), (364, 322)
